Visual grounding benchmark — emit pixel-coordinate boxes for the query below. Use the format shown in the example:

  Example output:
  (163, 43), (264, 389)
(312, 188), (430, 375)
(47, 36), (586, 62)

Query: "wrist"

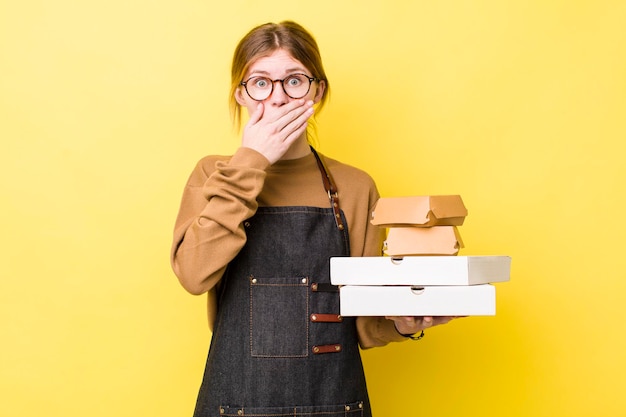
(394, 323), (425, 341)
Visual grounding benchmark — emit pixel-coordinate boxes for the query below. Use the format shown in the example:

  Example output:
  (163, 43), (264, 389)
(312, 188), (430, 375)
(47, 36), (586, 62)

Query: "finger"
(384, 316), (413, 325)
(279, 119), (310, 149)
(386, 316), (420, 325)
(258, 99), (307, 126)
(436, 316), (455, 325)
(274, 100), (314, 132)
(248, 102), (264, 125)
(276, 108), (314, 145)
(278, 105), (314, 140)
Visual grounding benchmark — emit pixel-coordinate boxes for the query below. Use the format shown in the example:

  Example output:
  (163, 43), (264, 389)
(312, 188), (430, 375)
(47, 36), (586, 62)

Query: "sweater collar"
(268, 151), (317, 172)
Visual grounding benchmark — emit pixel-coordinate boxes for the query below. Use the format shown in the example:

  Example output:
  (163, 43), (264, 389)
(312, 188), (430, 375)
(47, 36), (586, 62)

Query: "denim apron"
(193, 150), (371, 417)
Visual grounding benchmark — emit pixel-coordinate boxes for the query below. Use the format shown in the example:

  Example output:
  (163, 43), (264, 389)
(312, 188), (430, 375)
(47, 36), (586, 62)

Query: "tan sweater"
(170, 146), (407, 348)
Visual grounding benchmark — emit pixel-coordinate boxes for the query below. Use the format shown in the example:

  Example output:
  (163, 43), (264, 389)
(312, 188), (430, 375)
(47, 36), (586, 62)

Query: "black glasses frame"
(240, 73), (320, 101)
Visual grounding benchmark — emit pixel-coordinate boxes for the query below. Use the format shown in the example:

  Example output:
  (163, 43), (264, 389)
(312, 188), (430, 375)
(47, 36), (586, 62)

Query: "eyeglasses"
(240, 73), (319, 101)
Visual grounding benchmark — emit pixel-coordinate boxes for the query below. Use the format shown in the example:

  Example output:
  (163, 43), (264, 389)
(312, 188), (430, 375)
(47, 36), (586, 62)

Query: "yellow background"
(2, 1), (625, 416)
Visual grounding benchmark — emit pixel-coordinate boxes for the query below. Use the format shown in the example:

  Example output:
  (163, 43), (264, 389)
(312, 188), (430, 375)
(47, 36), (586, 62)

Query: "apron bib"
(193, 152), (372, 417)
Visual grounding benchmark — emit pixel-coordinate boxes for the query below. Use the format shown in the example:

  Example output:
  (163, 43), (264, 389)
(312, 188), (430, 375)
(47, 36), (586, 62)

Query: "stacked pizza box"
(330, 195), (511, 316)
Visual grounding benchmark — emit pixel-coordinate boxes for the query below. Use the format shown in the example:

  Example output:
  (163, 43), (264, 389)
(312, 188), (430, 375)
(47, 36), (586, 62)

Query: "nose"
(267, 80), (289, 105)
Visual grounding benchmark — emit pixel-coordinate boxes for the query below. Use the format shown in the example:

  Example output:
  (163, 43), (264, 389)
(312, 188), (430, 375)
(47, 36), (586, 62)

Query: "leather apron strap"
(310, 146), (345, 231)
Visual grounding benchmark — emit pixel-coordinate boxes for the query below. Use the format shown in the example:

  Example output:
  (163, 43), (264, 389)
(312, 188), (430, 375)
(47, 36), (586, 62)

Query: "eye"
(286, 75), (305, 87)
(252, 77), (271, 89)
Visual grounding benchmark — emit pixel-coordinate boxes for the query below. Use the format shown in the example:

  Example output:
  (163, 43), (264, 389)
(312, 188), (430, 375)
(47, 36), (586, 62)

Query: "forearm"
(171, 217), (247, 295)
(170, 148), (270, 295)
(356, 316), (408, 348)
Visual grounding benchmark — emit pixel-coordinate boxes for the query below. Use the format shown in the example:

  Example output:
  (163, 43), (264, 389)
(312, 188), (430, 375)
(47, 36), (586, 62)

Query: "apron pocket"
(219, 401), (364, 416)
(249, 276), (309, 358)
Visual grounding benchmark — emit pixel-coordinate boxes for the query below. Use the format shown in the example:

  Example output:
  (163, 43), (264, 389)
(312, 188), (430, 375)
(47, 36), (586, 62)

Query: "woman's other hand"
(385, 316), (461, 336)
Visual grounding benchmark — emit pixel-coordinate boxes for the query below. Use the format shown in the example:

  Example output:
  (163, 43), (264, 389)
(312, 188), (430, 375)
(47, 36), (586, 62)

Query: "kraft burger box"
(371, 195), (468, 227)
(330, 195), (511, 316)
(384, 226), (463, 256)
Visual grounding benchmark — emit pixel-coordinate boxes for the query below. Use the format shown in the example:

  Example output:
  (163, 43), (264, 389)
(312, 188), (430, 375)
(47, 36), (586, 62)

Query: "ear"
(313, 79), (326, 104)
(234, 87), (247, 106)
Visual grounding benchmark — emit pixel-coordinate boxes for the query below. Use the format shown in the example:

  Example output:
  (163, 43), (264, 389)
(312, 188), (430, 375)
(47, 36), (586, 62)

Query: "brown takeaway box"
(371, 195), (468, 227)
(384, 226), (464, 256)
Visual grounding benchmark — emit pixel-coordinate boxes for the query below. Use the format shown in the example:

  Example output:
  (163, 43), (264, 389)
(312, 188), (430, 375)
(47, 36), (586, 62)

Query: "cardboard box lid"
(330, 255), (511, 286)
(371, 195), (468, 227)
(384, 226), (464, 256)
(339, 284), (496, 316)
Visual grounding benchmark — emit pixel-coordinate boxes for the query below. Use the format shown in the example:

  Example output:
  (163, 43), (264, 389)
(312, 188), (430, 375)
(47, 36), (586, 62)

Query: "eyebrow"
(248, 67), (309, 77)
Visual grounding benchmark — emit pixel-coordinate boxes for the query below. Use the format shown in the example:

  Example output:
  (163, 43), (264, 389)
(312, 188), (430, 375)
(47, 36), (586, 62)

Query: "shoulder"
(321, 154), (378, 189)
(320, 153), (380, 207)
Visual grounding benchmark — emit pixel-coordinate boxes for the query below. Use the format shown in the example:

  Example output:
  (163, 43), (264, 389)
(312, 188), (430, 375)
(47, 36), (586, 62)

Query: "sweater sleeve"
(170, 147), (270, 296)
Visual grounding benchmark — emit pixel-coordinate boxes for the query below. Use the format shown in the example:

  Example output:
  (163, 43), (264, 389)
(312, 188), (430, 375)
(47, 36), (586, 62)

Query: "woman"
(171, 21), (453, 417)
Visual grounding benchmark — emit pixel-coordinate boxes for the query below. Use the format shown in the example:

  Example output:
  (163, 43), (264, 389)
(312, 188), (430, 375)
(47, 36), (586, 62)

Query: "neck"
(280, 135), (311, 160)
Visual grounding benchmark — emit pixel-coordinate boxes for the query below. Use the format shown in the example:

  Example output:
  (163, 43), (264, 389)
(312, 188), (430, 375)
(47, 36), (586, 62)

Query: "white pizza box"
(330, 255), (511, 286)
(339, 284), (496, 316)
